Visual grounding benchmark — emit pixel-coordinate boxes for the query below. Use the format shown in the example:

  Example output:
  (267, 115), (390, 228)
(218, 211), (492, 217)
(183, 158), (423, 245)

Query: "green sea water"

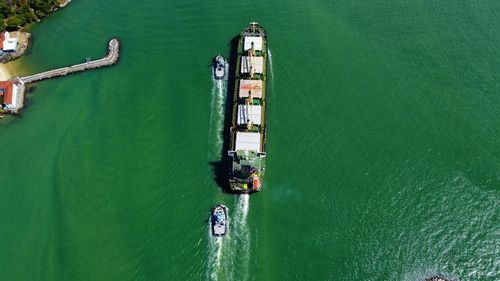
(0, 0), (499, 280)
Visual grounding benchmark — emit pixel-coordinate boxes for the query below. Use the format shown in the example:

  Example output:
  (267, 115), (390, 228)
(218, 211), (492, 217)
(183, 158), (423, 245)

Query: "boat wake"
(207, 232), (224, 280)
(206, 194), (251, 281)
(208, 74), (227, 160)
(231, 194), (251, 280)
(267, 49), (275, 93)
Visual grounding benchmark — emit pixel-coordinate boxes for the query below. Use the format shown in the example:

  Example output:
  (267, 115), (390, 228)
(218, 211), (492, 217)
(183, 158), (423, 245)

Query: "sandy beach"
(0, 62), (14, 81)
(0, 31), (31, 81)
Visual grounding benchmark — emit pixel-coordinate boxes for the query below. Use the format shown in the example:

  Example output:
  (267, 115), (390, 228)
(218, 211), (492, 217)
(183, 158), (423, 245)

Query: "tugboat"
(213, 55), (226, 80)
(211, 205), (228, 236)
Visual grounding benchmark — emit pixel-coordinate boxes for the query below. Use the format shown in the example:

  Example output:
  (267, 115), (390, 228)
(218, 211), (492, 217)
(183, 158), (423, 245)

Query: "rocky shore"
(0, 0), (72, 65)
(0, 0), (72, 119)
(0, 32), (31, 64)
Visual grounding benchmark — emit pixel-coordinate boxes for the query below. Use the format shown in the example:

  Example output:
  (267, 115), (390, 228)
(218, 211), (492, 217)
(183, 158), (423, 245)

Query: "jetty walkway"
(17, 38), (119, 84)
(2, 39), (119, 114)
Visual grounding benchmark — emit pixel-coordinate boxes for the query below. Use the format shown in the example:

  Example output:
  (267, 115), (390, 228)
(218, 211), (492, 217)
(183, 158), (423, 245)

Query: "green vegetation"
(0, 0), (64, 31)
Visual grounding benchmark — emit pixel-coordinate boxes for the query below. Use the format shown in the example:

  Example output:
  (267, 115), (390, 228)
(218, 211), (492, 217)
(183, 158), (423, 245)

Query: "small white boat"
(211, 205), (228, 236)
(213, 55), (226, 80)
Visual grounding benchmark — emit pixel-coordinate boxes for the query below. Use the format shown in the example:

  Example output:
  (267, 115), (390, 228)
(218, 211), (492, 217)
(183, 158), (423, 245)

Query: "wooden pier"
(16, 38), (119, 84)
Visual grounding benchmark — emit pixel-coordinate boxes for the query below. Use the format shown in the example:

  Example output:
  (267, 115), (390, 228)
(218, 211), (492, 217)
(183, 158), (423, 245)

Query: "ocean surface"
(0, 0), (499, 280)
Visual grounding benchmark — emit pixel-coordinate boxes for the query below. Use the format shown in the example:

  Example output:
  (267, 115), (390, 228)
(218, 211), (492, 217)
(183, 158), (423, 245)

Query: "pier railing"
(2, 39), (119, 114)
(17, 38), (119, 84)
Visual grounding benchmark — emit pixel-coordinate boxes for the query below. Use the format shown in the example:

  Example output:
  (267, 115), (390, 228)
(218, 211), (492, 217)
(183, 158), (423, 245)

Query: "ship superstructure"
(228, 22), (268, 193)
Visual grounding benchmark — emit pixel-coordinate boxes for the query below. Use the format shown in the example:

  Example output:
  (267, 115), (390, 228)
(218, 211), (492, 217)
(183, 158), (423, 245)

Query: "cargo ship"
(228, 22), (268, 193)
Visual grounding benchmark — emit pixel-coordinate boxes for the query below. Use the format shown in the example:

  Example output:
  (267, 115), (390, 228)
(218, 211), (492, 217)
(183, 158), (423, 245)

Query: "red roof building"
(0, 32), (4, 50)
(0, 81), (18, 109)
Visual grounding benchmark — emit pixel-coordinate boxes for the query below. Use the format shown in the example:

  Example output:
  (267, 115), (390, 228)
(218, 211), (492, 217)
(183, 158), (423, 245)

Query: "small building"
(0, 32), (4, 50)
(2, 32), (18, 52)
(0, 81), (20, 110)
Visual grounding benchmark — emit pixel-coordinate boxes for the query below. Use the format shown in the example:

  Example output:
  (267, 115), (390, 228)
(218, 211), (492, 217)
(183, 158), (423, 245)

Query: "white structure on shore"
(2, 32), (18, 52)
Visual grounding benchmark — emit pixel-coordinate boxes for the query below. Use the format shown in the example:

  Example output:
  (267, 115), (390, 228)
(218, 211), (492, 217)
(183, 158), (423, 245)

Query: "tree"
(6, 15), (24, 29)
(0, 2), (10, 18)
(0, 15), (5, 31)
(0, 0), (61, 31)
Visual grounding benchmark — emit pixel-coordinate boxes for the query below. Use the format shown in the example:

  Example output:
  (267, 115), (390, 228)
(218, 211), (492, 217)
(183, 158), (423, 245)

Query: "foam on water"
(207, 228), (224, 280)
(206, 195), (251, 281)
(206, 63), (252, 280)
(267, 49), (275, 93)
(207, 71), (227, 160)
(228, 194), (251, 281)
(235, 194), (250, 220)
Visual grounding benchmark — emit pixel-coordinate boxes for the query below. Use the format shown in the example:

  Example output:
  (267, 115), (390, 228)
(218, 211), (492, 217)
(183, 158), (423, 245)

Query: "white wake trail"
(208, 76), (227, 160)
(207, 231), (223, 280)
(206, 195), (251, 281)
(206, 60), (253, 280)
(206, 71), (229, 280)
(234, 194), (250, 222)
(267, 48), (275, 94)
(228, 194), (251, 281)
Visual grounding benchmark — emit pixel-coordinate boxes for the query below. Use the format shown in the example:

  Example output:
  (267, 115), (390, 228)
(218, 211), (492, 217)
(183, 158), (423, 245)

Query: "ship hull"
(227, 23), (268, 193)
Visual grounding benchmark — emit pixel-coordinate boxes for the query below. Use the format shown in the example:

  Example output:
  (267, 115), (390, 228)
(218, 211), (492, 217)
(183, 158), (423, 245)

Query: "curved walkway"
(18, 38), (119, 84)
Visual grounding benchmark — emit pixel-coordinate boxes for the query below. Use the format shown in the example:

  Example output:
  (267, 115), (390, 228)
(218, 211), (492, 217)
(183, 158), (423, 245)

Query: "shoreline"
(0, 38), (119, 117)
(0, 61), (20, 118)
(0, 52), (28, 81)
(0, 0), (72, 71)
(0, 62), (14, 81)
(0, 1), (72, 119)
(0, 31), (32, 64)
